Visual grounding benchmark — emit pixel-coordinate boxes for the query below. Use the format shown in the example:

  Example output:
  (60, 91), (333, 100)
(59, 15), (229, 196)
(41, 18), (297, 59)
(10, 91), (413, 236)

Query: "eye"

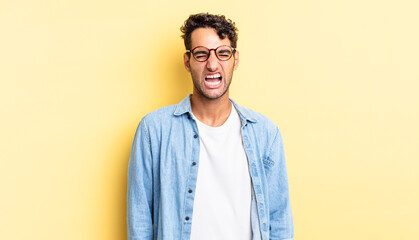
(217, 49), (232, 59)
(193, 50), (209, 60)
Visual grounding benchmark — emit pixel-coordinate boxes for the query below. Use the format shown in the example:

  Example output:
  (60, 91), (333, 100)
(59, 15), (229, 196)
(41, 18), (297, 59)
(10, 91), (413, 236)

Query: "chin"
(203, 90), (229, 100)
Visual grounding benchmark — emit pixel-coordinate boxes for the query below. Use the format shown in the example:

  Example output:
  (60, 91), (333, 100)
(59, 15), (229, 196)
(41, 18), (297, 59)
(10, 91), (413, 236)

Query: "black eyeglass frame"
(186, 45), (237, 62)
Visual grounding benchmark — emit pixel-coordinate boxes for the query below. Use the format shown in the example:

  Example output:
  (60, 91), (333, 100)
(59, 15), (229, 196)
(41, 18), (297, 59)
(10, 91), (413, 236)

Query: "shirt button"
(194, 134), (198, 138)
(188, 189), (193, 193)
(185, 216), (190, 221)
(192, 162), (197, 166)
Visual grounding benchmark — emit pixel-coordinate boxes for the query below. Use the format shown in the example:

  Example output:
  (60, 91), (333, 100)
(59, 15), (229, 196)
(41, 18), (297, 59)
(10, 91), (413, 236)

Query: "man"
(127, 13), (293, 240)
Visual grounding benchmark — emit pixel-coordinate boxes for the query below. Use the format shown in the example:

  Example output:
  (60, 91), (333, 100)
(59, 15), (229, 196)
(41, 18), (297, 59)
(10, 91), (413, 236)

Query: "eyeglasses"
(187, 45), (236, 62)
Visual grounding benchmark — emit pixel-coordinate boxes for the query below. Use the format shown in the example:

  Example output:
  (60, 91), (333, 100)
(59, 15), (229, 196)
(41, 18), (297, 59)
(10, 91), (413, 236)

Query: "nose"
(206, 50), (218, 71)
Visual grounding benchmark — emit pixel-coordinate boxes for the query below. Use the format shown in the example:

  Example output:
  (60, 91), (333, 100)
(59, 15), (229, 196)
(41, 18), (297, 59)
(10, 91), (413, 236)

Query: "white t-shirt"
(190, 104), (252, 240)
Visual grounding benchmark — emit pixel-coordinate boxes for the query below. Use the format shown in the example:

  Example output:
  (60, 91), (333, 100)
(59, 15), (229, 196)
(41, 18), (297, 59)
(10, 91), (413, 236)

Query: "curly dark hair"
(180, 13), (238, 50)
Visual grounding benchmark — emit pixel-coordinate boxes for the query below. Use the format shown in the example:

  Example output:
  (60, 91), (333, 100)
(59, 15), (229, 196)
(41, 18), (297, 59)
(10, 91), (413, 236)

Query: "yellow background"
(1, 0), (418, 239)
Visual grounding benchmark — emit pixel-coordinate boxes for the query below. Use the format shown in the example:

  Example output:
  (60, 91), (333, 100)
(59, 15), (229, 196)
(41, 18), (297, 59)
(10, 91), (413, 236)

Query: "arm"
(127, 118), (154, 240)
(267, 128), (294, 240)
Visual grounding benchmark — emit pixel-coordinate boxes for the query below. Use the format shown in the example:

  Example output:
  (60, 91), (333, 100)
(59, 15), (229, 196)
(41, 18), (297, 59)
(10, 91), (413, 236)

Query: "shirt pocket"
(262, 156), (275, 173)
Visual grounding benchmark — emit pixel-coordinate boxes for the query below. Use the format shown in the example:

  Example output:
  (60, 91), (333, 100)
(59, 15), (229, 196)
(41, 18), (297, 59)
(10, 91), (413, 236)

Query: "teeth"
(206, 80), (221, 86)
(206, 74), (221, 79)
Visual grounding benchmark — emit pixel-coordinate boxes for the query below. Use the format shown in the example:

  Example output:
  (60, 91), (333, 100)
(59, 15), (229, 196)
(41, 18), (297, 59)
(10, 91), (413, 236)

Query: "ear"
(184, 53), (191, 73)
(233, 50), (239, 70)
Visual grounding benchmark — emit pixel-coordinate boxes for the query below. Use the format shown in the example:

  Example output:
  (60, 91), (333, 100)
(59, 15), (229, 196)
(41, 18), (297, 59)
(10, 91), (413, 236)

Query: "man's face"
(184, 28), (239, 100)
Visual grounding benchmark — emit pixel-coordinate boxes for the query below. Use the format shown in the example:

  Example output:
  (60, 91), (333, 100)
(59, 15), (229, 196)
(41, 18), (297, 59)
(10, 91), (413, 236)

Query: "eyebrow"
(194, 50), (209, 54)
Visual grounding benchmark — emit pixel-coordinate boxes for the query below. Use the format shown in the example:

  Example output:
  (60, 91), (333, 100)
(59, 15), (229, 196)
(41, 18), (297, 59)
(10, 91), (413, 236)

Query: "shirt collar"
(173, 94), (258, 123)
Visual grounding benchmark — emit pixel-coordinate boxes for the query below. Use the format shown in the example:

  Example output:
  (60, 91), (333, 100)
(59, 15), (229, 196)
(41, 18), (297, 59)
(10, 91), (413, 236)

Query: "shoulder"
(139, 104), (179, 129)
(248, 108), (281, 141)
(232, 100), (279, 132)
(248, 108), (278, 129)
(143, 104), (176, 121)
(141, 95), (191, 126)
(232, 100), (283, 150)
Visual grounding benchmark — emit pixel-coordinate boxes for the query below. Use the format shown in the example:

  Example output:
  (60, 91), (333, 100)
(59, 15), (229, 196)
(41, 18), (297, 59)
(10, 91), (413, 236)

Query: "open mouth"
(204, 73), (222, 88)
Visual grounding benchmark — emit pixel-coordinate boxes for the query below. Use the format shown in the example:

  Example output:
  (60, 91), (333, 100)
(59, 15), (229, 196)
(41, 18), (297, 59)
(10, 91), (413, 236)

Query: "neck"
(190, 91), (232, 127)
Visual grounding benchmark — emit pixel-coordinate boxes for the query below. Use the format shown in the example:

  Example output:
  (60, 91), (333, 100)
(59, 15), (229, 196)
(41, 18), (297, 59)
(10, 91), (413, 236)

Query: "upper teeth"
(206, 74), (221, 79)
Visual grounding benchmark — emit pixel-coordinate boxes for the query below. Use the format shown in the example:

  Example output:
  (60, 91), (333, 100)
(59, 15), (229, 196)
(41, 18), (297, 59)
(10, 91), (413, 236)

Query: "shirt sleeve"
(267, 128), (294, 240)
(127, 118), (154, 240)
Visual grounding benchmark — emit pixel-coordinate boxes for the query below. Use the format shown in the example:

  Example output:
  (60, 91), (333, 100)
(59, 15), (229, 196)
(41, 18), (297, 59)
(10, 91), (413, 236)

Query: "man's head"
(180, 13), (239, 100)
